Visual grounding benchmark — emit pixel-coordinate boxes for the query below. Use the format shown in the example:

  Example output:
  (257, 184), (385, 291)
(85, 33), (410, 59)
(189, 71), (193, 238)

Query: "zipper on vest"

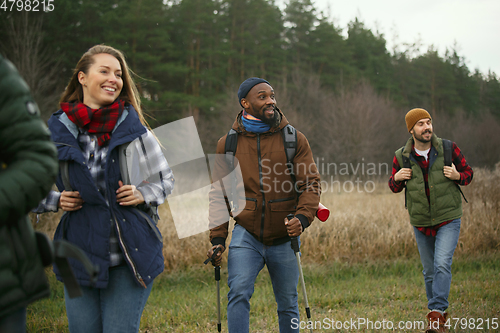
(110, 210), (147, 288)
(105, 148), (146, 288)
(257, 134), (266, 243)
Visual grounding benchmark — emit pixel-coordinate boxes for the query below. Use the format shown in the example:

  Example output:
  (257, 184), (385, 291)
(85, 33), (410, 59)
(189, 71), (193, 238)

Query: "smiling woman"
(59, 45), (146, 125)
(77, 53), (123, 109)
(33, 44), (175, 333)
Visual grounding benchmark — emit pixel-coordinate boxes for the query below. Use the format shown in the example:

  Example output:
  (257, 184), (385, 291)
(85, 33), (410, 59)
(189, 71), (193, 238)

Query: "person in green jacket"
(388, 108), (473, 333)
(0, 55), (59, 332)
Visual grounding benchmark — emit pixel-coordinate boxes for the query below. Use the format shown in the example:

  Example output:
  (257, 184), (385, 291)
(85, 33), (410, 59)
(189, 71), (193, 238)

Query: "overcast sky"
(278, 0), (500, 76)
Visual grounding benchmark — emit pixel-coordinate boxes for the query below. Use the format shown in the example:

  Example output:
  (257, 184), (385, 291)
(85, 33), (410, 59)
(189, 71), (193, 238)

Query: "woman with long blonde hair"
(36, 45), (174, 333)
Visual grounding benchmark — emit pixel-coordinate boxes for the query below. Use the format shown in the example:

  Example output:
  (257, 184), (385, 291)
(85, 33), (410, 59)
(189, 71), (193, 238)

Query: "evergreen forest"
(1, 0), (499, 168)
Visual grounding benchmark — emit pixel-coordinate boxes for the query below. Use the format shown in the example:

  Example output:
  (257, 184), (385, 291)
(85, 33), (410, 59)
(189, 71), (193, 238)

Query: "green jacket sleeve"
(0, 55), (58, 225)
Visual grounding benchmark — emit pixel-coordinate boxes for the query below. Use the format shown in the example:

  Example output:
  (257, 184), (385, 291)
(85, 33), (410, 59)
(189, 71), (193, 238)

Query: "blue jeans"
(227, 224), (300, 333)
(0, 307), (26, 333)
(413, 218), (461, 311)
(64, 264), (153, 333)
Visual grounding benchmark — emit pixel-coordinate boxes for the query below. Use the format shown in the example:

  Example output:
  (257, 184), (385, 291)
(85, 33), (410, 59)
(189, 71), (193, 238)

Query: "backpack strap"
(36, 229), (99, 298)
(442, 139), (468, 203)
(401, 150), (411, 169)
(281, 124), (298, 188)
(59, 160), (73, 191)
(120, 140), (161, 223)
(53, 239), (100, 298)
(225, 129), (238, 164)
(224, 129), (239, 212)
(442, 139), (452, 167)
(119, 142), (131, 185)
(59, 161), (74, 238)
(398, 146), (410, 209)
(282, 124), (297, 165)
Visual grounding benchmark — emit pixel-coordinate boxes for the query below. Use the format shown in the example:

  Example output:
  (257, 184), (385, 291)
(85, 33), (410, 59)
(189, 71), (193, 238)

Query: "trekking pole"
(204, 247), (222, 332)
(287, 214), (313, 333)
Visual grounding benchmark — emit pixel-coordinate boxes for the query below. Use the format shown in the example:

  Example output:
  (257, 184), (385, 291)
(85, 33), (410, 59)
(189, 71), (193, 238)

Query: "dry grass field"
(27, 165), (500, 332)
(32, 164), (500, 270)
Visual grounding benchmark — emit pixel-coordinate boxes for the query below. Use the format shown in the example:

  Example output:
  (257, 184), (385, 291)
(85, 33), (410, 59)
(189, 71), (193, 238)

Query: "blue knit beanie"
(237, 77), (270, 107)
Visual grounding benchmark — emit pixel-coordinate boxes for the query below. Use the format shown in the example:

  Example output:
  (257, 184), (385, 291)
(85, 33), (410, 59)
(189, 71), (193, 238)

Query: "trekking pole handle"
(287, 214), (300, 253)
(204, 246), (221, 265)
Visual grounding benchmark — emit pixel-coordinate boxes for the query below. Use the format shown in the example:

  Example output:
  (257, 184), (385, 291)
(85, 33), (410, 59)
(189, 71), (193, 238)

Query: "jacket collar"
(56, 108), (130, 140)
(403, 134), (442, 167)
(402, 133), (440, 157)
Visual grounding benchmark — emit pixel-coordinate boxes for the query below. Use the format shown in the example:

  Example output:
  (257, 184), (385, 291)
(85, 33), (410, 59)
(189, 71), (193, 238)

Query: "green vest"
(395, 135), (462, 227)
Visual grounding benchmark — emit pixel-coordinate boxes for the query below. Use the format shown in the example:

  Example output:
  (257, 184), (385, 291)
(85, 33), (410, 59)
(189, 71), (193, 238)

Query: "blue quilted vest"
(48, 105), (164, 288)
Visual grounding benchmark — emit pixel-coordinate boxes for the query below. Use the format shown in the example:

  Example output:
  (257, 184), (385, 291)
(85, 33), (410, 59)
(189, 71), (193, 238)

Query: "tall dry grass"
(302, 163), (500, 263)
(32, 165), (499, 272)
(459, 163), (500, 253)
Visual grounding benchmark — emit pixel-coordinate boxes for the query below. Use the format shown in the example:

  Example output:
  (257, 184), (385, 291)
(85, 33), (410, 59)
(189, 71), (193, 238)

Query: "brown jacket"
(209, 109), (321, 246)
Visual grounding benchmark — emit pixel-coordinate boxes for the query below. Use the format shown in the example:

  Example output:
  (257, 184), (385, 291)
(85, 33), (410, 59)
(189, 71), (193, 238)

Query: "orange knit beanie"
(405, 108), (431, 132)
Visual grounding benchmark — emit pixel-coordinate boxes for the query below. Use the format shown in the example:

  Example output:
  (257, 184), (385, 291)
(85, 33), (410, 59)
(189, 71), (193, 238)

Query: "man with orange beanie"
(388, 108), (473, 333)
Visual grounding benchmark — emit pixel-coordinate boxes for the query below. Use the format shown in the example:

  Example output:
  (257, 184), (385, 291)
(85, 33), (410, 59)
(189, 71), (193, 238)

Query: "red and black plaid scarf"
(61, 100), (125, 146)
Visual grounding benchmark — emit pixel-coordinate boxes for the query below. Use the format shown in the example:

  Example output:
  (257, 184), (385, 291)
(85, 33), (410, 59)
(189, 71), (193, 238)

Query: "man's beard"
(414, 129), (432, 143)
(259, 106), (279, 126)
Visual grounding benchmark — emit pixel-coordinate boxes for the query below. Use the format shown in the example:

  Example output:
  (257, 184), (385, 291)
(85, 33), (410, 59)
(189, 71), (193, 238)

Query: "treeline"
(1, 0), (499, 167)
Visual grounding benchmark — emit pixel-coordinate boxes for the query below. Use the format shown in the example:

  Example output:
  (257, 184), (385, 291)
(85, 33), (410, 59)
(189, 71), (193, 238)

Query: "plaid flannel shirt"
(388, 141), (473, 236)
